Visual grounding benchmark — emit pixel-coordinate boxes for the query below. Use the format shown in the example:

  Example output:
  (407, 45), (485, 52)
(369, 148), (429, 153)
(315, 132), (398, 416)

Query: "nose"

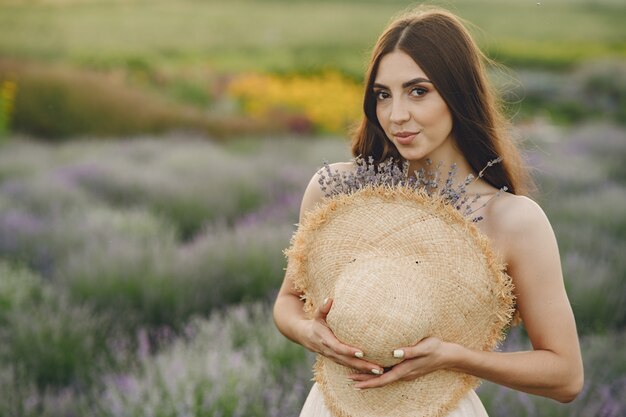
(389, 97), (410, 124)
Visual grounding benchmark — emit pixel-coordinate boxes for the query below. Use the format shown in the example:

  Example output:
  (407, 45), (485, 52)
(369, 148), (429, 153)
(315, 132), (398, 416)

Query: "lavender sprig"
(318, 156), (507, 221)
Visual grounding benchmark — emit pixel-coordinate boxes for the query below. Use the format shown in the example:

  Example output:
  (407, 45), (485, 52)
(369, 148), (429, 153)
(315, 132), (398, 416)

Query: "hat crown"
(327, 256), (435, 367)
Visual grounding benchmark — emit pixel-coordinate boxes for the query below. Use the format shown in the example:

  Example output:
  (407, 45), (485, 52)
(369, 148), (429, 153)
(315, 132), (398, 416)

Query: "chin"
(396, 149), (430, 163)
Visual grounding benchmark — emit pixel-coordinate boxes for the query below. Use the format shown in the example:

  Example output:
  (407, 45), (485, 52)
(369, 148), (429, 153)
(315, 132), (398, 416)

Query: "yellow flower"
(0, 80), (19, 135)
(227, 72), (362, 134)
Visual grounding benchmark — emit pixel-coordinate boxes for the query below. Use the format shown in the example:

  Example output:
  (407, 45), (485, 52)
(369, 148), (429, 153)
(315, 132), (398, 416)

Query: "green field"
(1, 0), (625, 139)
(0, 0), (625, 74)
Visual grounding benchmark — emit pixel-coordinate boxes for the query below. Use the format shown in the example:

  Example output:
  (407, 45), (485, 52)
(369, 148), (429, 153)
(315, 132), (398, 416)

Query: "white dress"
(299, 383), (489, 417)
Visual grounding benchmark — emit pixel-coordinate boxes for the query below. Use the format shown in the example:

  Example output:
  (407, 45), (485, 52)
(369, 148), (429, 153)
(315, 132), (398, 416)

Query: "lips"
(393, 131), (420, 145)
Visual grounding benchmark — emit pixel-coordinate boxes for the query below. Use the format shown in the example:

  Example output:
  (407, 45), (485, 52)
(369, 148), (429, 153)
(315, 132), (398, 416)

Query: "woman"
(273, 6), (583, 416)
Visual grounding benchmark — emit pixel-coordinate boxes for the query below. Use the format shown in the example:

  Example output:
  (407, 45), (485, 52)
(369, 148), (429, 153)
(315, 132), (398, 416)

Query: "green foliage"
(0, 261), (42, 323)
(0, 60), (213, 140)
(166, 78), (212, 107)
(177, 223), (293, 310)
(529, 123), (626, 334)
(95, 303), (311, 417)
(503, 60), (626, 125)
(579, 59), (626, 124)
(0, 0), (624, 73)
(5, 299), (106, 388)
(0, 79), (17, 139)
(0, 137), (321, 330)
(1, 0), (624, 139)
(56, 139), (273, 239)
(0, 262), (113, 389)
(56, 207), (180, 327)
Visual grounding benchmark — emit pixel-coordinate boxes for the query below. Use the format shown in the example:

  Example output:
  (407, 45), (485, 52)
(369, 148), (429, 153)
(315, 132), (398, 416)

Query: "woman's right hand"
(301, 298), (384, 375)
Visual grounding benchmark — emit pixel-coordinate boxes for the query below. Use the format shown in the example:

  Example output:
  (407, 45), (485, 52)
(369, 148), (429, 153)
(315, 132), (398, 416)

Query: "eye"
(374, 90), (390, 101)
(409, 86), (428, 97)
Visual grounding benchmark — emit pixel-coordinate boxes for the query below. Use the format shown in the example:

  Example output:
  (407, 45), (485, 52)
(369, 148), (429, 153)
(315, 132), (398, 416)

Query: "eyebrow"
(373, 77), (432, 89)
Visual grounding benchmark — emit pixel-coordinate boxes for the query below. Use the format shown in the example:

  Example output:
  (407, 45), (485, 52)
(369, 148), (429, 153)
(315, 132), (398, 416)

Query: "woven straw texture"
(285, 185), (515, 417)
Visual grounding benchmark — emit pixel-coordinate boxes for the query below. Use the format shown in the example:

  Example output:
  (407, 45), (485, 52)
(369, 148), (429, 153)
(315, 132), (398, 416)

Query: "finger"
(325, 341), (384, 375)
(354, 368), (403, 389)
(337, 357), (385, 375)
(392, 337), (431, 360)
(316, 334), (381, 373)
(318, 327), (366, 360)
(322, 347), (383, 374)
(328, 338), (363, 359)
(315, 297), (333, 319)
(313, 324), (381, 374)
(346, 373), (378, 382)
(320, 297), (333, 315)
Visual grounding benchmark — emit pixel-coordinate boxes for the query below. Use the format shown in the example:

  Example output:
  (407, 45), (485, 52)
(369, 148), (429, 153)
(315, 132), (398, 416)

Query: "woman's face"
(374, 50), (456, 168)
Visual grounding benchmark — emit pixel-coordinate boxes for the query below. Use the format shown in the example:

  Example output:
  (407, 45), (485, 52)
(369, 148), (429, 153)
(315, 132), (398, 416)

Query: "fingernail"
(371, 368), (382, 375)
(393, 349), (405, 359)
(354, 387), (362, 391)
(346, 377), (354, 383)
(323, 297), (329, 306)
(354, 351), (363, 358)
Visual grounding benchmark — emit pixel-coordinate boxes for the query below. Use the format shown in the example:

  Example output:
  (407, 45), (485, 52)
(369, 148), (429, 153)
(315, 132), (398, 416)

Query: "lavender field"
(0, 119), (624, 416)
(1, 0), (625, 414)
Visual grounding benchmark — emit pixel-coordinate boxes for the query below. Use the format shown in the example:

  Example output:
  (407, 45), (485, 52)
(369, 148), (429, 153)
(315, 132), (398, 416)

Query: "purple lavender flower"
(319, 156), (506, 220)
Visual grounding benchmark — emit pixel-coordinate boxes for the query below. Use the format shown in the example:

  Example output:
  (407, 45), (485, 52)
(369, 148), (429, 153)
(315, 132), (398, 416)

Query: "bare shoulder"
(489, 193), (550, 231)
(299, 161), (355, 221)
(481, 192), (557, 265)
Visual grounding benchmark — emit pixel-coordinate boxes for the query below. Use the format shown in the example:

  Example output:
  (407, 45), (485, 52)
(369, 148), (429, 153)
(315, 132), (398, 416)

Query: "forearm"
(447, 344), (583, 403)
(273, 292), (312, 349)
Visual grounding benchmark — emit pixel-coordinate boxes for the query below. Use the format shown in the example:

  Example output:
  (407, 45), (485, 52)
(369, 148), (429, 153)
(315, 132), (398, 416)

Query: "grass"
(0, 0), (624, 74)
(1, 0), (624, 139)
(0, 59), (276, 140)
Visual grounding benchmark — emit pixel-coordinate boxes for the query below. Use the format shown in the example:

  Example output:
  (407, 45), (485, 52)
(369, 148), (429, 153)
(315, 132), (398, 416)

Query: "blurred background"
(0, 0), (624, 415)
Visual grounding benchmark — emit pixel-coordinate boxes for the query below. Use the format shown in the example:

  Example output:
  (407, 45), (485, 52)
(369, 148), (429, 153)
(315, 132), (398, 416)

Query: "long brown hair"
(351, 6), (532, 195)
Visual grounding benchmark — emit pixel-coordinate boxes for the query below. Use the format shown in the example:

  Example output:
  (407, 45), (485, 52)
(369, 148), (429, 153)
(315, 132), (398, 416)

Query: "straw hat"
(285, 184), (515, 417)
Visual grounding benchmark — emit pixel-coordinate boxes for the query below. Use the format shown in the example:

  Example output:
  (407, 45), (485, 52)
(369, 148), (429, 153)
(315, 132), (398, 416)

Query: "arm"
(350, 196), (584, 402)
(273, 164), (385, 375)
(448, 197), (584, 401)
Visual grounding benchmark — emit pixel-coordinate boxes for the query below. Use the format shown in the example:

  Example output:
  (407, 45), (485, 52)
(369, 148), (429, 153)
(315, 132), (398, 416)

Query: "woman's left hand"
(348, 337), (457, 389)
